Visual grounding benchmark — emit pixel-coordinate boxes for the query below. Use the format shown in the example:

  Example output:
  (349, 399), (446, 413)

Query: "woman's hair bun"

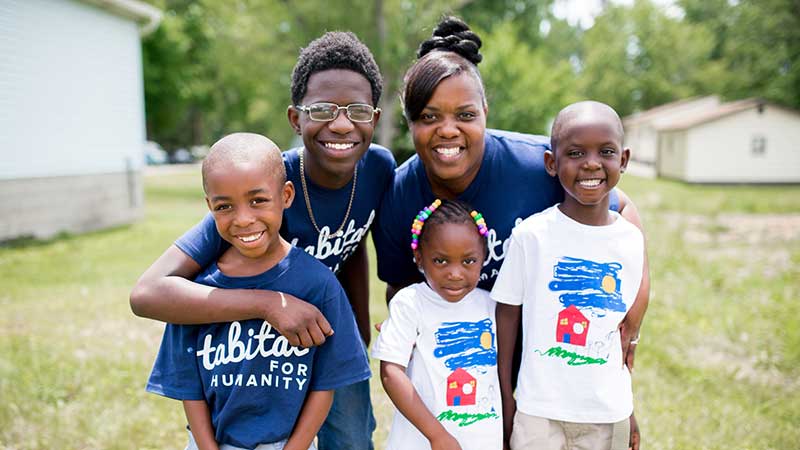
(417, 16), (482, 65)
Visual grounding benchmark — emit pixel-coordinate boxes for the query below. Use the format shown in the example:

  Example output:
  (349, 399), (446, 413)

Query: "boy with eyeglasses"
(132, 31), (395, 450)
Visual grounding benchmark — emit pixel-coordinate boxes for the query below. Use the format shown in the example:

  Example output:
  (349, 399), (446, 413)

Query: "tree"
(578, 0), (724, 116)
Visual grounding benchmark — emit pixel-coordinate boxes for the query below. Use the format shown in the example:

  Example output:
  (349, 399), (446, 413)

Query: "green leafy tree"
(578, 0), (724, 116)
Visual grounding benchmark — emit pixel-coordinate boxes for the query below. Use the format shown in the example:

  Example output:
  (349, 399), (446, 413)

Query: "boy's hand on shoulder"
(263, 291), (333, 347)
(430, 431), (463, 450)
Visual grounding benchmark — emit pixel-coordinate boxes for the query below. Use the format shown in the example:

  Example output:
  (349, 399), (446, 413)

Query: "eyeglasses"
(295, 103), (380, 123)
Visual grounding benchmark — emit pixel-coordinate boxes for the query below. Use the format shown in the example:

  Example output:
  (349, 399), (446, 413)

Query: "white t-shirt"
(372, 282), (502, 450)
(491, 205), (644, 423)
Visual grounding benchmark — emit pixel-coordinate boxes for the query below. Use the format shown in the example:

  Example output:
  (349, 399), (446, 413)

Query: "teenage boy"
(131, 32), (395, 450)
(493, 101), (647, 450)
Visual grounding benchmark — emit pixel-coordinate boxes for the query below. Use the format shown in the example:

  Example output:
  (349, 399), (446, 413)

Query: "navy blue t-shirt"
(177, 144), (396, 274)
(373, 129), (619, 291)
(146, 247), (371, 449)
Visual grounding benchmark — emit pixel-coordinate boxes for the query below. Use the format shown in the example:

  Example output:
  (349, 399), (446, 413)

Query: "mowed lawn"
(1, 166), (798, 450)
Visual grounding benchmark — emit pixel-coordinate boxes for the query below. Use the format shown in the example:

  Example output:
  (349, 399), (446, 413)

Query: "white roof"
(80, 0), (161, 34)
(623, 96), (721, 128)
(657, 98), (800, 131)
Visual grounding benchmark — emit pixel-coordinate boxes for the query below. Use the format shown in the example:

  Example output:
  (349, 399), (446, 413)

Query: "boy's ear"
(283, 181), (295, 207)
(544, 150), (558, 177)
(372, 106), (381, 125)
(620, 147), (631, 173)
(287, 106), (301, 135)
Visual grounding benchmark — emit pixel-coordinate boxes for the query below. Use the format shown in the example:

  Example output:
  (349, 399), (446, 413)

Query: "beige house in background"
(623, 97), (800, 183)
(0, 0), (161, 241)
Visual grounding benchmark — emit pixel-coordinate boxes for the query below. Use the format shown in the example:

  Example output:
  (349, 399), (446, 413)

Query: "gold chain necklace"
(298, 148), (357, 239)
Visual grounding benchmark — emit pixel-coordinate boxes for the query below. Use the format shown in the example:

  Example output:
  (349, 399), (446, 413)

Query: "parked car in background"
(144, 141), (168, 165)
(169, 148), (193, 164)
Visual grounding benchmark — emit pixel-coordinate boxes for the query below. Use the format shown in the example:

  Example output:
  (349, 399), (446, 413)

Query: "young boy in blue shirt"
(147, 133), (370, 450)
(132, 32), (394, 449)
(493, 101), (646, 450)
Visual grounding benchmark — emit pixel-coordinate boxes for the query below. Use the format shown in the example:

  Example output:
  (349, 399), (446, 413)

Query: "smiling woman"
(371, 15), (648, 450)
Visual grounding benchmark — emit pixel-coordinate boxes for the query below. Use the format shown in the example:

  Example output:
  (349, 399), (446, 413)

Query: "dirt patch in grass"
(676, 213), (800, 245)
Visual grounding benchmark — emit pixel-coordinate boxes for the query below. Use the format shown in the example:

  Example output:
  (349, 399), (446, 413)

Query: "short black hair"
(402, 16), (485, 121)
(416, 199), (488, 256)
(202, 132), (285, 193)
(550, 101), (624, 153)
(291, 31), (383, 106)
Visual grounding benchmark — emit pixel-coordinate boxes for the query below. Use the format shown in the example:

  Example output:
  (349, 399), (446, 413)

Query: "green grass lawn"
(1, 168), (798, 449)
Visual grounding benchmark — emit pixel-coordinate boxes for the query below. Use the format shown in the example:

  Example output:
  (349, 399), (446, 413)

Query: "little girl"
(372, 199), (502, 450)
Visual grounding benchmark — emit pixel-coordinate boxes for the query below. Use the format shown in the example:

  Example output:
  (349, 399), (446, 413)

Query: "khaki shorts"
(510, 411), (630, 450)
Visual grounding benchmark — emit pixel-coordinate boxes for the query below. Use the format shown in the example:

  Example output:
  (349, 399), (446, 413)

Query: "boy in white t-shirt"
(492, 101), (646, 450)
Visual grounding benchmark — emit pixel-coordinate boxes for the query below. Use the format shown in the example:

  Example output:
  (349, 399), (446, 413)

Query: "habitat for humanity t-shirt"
(147, 247), (371, 448)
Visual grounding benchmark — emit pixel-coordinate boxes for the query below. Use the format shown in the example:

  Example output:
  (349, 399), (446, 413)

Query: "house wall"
(0, 0), (147, 239)
(624, 96), (720, 165)
(625, 124), (659, 165)
(656, 130), (688, 180)
(684, 107), (800, 183)
(0, 171), (142, 240)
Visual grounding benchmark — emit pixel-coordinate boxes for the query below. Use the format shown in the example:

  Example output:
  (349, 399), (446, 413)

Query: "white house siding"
(624, 96), (721, 165)
(656, 130), (688, 180)
(683, 107), (800, 183)
(0, 0), (147, 240)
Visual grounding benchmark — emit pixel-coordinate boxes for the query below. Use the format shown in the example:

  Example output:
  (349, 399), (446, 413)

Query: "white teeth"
(579, 179), (602, 187)
(238, 232), (263, 243)
(324, 142), (355, 150)
(436, 147), (461, 156)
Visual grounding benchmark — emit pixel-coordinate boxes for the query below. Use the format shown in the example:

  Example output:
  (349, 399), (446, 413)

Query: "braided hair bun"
(417, 16), (482, 65)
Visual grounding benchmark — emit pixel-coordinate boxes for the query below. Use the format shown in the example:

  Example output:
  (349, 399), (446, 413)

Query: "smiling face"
(413, 221), (485, 303)
(545, 109), (629, 222)
(205, 160), (294, 261)
(288, 69), (379, 189)
(409, 73), (487, 198)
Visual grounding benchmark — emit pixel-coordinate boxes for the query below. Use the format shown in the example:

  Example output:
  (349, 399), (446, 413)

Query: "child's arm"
(496, 303), (521, 450)
(284, 390), (333, 450)
(129, 245), (333, 347)
(380, 361), (463, 450)
(183, 400), (219, 450)
(615, 189), (650, 367)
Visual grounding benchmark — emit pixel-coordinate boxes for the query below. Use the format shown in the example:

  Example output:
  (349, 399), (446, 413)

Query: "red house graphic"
(556, 305), (589, 347)
(446, 368), (476, 406)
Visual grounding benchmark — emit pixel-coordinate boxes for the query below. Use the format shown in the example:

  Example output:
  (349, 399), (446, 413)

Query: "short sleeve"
(308, 282), (371, 391)
(174, 213), (229, 268)
(373, 193), (419, 285)
(146, 323), (204, 400)
(490, 231), (531, 306)
(609, 189), (620, 212)
(371, 287), (420, 367)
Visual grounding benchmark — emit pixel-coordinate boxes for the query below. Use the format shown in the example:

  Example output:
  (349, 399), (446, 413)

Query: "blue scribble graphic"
(434, 319), (496, 370)
(548, 256), (625, 316)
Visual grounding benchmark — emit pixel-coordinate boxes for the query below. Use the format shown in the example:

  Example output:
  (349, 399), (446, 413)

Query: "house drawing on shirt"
(446, 368), (476, 406)
(556, 305), (590, 347)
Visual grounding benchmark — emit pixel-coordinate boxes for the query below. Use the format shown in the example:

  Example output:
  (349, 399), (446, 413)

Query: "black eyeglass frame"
(295, 102), (381, 123)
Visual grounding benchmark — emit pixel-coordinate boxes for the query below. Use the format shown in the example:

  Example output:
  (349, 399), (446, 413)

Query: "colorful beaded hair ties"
(410, 199), (441, 250)
(409, 199), (490, 250)
(471, 211), (489, 236)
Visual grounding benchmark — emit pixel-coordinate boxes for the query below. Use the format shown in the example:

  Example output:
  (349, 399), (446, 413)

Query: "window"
(751, 135), (767, 156)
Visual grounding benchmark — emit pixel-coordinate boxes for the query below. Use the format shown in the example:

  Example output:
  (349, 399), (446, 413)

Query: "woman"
(371, 16), (647, 450)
